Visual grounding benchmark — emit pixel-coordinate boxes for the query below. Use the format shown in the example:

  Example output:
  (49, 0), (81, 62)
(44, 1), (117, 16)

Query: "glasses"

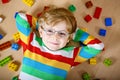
(41, 26), (70, 38)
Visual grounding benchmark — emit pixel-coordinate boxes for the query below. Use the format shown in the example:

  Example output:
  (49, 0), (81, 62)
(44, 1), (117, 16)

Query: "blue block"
(99, 29), (106, 36)
(0, 34), (3, 39)
(105, 18), (112, 26)
(14, 12), (18, 18)
(11, 43), (19, 50)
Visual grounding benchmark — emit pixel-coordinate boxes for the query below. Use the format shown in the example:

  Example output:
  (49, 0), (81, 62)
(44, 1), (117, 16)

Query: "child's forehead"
(44, 21), (68, 30)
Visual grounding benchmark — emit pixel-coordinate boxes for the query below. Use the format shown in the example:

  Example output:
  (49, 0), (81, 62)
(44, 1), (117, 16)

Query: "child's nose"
(53, 32), (60, 39)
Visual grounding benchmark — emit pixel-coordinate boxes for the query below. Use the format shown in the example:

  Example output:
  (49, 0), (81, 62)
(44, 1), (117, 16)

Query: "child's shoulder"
(66, 40), (81, 47)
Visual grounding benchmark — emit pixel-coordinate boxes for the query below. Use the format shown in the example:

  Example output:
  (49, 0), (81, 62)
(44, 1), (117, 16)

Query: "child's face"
(39, 21), (70, 50)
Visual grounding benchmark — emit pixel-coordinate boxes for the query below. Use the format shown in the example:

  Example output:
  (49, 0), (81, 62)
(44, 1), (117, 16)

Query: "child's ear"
(38, 26), (43, 38)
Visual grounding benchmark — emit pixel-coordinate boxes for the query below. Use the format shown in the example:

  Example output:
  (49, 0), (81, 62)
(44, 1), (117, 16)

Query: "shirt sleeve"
(73, 28), (104, 64)
(14, 12), (37, 45)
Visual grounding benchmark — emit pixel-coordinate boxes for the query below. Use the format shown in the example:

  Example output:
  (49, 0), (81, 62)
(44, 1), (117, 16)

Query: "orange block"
(0, 41), (11, 51)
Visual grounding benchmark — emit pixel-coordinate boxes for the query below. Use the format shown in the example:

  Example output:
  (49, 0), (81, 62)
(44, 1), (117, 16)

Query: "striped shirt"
(15, 12), (104, 80)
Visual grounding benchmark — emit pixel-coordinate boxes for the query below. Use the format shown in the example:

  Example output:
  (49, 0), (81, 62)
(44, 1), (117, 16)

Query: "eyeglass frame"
(40, 26), (71, 38)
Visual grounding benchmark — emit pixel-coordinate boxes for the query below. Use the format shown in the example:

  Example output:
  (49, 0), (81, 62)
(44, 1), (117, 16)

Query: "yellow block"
(22, 0), (34, 7)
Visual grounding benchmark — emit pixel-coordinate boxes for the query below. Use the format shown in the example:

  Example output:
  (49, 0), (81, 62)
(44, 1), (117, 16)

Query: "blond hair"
(38, 7), (77, 33)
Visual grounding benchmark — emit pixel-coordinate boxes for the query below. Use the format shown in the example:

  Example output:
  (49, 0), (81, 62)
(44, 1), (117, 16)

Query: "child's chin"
(49, 48), (59, 51)
(47, 46), (60, 51)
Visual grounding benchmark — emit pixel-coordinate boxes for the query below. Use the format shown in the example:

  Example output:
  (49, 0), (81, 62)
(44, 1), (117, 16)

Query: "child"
(15, 7), (104, 80)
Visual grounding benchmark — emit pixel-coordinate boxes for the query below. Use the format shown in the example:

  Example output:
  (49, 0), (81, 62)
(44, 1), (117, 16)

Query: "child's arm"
(73, 28), (104, 63)
(14, 12), (37, 45)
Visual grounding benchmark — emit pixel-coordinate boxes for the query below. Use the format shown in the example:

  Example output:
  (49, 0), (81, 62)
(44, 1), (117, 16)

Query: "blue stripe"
(16, 22), (31, 36)
(23, 57), (67, 78)
(79, 47), (96, 59)
(80, 32), (89, 42)
(16, 14), (30, 29)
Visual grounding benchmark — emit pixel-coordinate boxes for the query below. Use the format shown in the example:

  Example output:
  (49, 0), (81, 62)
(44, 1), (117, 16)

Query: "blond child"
(15, 7), (104, 80)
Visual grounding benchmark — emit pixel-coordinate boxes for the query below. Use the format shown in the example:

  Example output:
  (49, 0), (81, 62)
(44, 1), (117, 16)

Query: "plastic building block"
(93, 7), (102, 19)
(2, 0), (9, 4)
(82, 72), (91, 80)
(8, 61), (20, 71)
(0, 17), (3, 23)
(11, 43), (19, 51)
(84, 15), (92, 22)
(68, 5), (76, 12)
(14, 12), (18, 19)
(0, 41), (11, 51)
(22, 0), (34, 7)
(99, 29), (106, 36)
(105, 18), (112, 26)
(103, 58), (112, 66)
(37, 6), (50, 17)
(12, 76), (19, 80)
(0, 34), (3, 39)
(13, 32), (20, 42)
(0, 56), (12, 67)
(85, 1), (93, 8)
(89, 57), (97, 65)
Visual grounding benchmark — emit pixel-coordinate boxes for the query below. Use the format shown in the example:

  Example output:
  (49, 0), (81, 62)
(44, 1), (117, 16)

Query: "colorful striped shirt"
(15, 12), (104, 80)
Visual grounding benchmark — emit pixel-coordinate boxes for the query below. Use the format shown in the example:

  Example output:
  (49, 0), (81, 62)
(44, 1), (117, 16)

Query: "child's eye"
(47, 29), (54, 33)
(58, 32), (67, 36)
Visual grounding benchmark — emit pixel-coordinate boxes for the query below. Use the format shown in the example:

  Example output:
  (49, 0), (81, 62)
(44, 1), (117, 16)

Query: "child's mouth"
(49, 42), (59, 45)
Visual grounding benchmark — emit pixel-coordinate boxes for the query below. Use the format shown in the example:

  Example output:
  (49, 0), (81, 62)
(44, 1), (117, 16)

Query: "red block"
(0, 41), (11, 51)
(84, 15), (92, 22)
(2, 0), (9, 4)
(93, 7), (102, 19)
(85, 1), (93, 8)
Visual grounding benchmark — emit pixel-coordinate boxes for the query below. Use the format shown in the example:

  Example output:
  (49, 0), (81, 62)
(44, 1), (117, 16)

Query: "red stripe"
(73, 62), (81, 66)
(72, 47), (81, 66)
(26, 14), (32, 28)
(87, 38), (101, 44)
(73, 47), (80, 59)
(17, 39), (27, 52)
(29, 45), (74, 65)
(72, 47), (80, 65)
(20, 32), (75, 65)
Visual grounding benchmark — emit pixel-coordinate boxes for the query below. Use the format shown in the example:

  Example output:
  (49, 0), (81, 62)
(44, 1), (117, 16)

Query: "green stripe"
(74, 29), (84, 41)
(35, 35), (43, 46)
(16, 14), (30, 29)
(85, 46), (101, 55)
(22, 64), (65, 80)
(61, 46), (74, 51)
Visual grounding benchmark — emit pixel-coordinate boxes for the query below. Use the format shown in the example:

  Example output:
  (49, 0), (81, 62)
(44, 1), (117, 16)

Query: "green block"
(68, 5), (76, 12)
(12, 76), (18, 80)
(82, 72), (91, 80)
(103, 58), (112, 66)
(0, 56), (12, 67)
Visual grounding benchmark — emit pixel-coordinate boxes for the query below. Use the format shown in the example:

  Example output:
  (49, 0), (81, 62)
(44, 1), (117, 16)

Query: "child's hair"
(38, 7), (77, 34)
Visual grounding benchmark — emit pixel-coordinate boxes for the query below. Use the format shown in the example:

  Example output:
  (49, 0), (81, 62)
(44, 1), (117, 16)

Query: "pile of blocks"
(84, 1), (112, 37)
